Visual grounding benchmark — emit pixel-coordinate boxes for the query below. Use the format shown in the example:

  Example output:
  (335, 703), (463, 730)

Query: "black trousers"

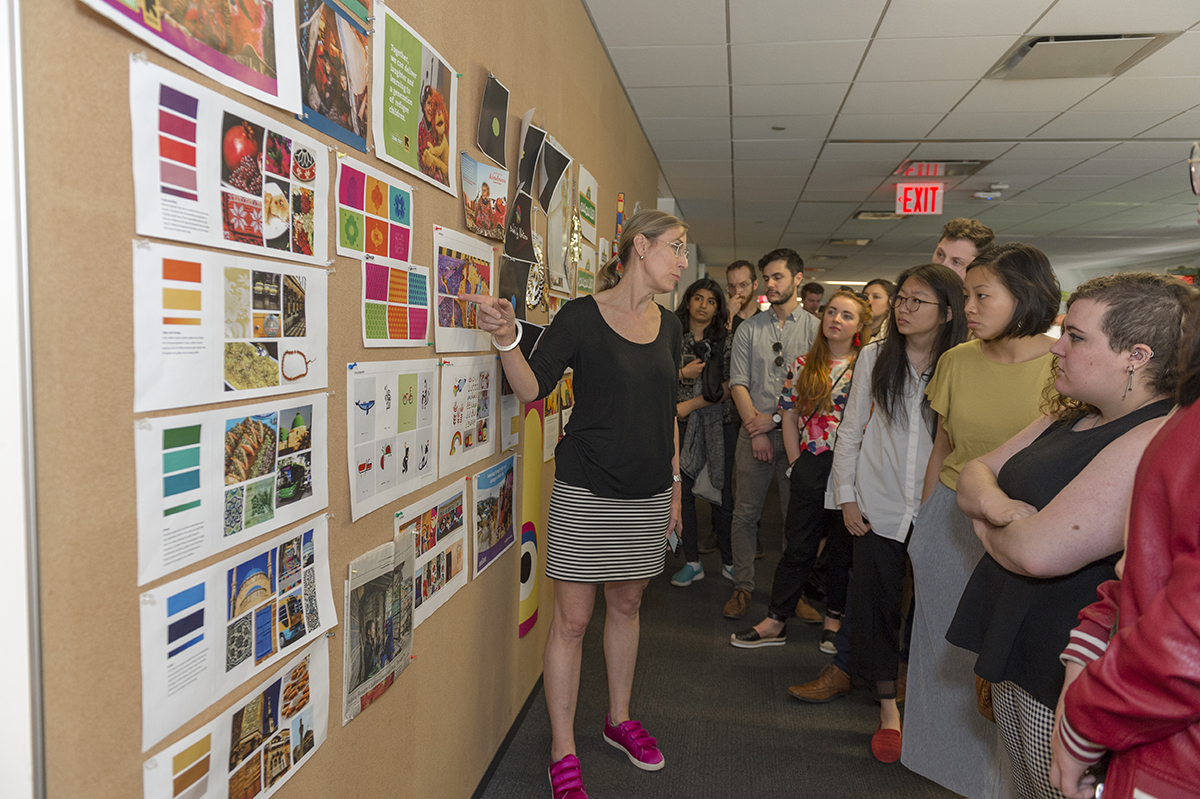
(766, 449), (852, 621)
(848, 527), (910, 699)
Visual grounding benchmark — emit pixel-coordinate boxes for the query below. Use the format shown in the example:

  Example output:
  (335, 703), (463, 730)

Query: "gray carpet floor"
(477, 484), (958, 799)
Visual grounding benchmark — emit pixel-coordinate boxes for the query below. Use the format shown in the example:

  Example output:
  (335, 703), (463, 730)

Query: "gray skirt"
(545, 481), (670, 583)
(903, 481), (1009, 799)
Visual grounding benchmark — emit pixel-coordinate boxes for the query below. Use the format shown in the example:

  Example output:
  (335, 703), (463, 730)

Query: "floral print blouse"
(778, 354), (854, 455)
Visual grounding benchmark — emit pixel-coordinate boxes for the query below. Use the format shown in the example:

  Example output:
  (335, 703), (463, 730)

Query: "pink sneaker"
(603, 715), (665, 771)
(548, 754), (588, 799)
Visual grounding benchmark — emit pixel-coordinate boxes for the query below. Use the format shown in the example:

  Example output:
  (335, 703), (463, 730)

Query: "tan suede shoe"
(722, 588), (751, 619)
(788, 663), (851, 703)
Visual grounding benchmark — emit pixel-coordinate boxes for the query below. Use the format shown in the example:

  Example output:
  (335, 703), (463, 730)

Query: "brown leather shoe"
(896, 661), (907, 706)
(794, 597), (822, 624)
(788, 663), (851, 703)
(723, 588), (752, 619)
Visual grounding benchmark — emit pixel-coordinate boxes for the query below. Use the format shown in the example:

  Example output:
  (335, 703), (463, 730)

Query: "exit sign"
(896, 182), (944, 215)
(898, 161), (945, 177)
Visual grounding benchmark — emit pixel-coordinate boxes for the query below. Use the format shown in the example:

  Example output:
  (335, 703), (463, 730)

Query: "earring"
(1122, 365), (1135, 400)
(853, 332), (861, 347)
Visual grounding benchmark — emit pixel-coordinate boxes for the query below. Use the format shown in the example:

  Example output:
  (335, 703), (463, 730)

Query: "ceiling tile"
(734, 159), (815, 177)
(954, 77), (1111, 113)
(821, 142), (917, 161)
(1028, 0), (1200, 36)
(804, 175), (888, 192)
(735, 177), (804, 203)
(1136, 109), (1200, 139)
(608, 45), (729, 87)
(730, 41), (868, 85)
(1010, 188), (1111, 203)
(1034, 175), (1130, 193)
(676, 198), (734, 219)
(855, 36), (1015, 82)
(802, 189), (878, 202)
(732, 115), (835, 139)
(907, 141), (1015, 160)
(653, 140), (731, 160)
(830, 113), (944, 139)
(733, 139), (824, 160)
(841, 80), (976, 114)
(626, 87), (731, 118)
(1071, 77), (1200, 112)
(1098, 141), (1191, 160)
(1002, 141), (1119, 159)
(928, 111), (1058, 139)
(978, 158), (1082, 175)
(785, 204), (859, 233)
(875, 0), (1051, 38)
(729, 0), (888, 43)
(661, 160), (732, 179)
(811, 158), (907, 176)
(1032, 111), (1177, 139)
(737, 200), (797, 221)
(663, 175), (733, 199)
(974, 203), (1059, 225)
(1122, 31), (1200, 78)
(1065, 158), (1183, 176)
(584, 0), (727, 46)
(641, 117), (732, 141)
(731, 83), (850, 116)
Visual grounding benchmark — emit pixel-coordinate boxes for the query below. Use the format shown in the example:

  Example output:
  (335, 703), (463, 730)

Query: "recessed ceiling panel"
(641, 117), (732, 141)
(1031, 110), (1176, 139)
(664, 175), (734, 200)
(730, 41), (868, 85)
(841, 80), (976, 114)
(830, 113), (944, 139)
(1136, 109), (1200, 139)
(661, 160), (732, 179)
(1071, 77), (1200, 112)
(908, 142), (1014, 160)
(626, 86), (731, 118)
(731, 83), (850, 116)
(734, 159), (816, 177)
(1122, 30), (1200, 77)
(608, 45), (729, 87)
(856, 36), (1015, 82)
(1002, 141), (1119, 159)
(954, 77), (1111, 113)
(732, 116), (835, 140)
(729, 0), (887, 43)
(653, 140), (732, 160)
(1028, 0), (1200, 36)
(811, 159), (908, 177)
(734, 139), (823, 160)
(820, 142), (917, 161)
(875, 0), (1051, 39)
(928, 111), (1059, 139)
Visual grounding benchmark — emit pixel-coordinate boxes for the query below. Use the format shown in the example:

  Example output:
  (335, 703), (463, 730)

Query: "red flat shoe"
(871, 723), (902, 764)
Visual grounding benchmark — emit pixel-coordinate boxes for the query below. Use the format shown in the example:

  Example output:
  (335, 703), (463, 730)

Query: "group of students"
(464, 209), (1200, 799)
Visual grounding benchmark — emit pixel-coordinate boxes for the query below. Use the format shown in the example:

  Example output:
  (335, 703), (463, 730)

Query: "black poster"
(476, 74), (509, 168)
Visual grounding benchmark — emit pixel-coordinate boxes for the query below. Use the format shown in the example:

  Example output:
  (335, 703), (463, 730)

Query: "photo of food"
(224, 413), (278, 484)
(291, 186), (315, 256)
(244, 477), (276, 528)
(263, 180), (292, 251)
(298, 0), (370, 149)
(280, 657), (311, 719)
(282, 275), (306, 337)
(252, 271), (281, 311)
(264, 131), (292, 178)
(225, 267), (252, 338)
(225, 341), (280, 390)
(221, 114), (266, 194)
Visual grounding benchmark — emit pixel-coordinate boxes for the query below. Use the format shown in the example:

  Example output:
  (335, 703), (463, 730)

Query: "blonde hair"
(595, 209), (688, 292)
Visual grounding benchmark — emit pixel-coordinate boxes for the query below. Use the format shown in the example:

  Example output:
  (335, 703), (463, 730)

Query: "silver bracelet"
(492, 320), (523, 352)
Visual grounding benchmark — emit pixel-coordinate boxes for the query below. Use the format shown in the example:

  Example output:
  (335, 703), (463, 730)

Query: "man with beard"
(723, 249), (818, 619)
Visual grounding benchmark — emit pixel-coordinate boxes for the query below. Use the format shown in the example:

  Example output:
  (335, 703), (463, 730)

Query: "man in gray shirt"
(724, 249), (818, 619)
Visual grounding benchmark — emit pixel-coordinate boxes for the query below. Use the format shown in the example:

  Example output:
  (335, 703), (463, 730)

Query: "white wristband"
(492, 320), (523, 352)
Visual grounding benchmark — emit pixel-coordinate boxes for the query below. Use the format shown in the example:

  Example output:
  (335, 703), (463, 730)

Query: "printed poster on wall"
(335, 155), (414, 264)
(499, 367), (519, 451)
(297, 0), (370, 151)
(461, 151), (508, 241)
(537, 136), (571, 212)
(133, 242), (328, 413)
(142, 639), (329, 799)
(397, 483), (469, 626)
(346, 358), (439, 522)
(519, 401), (543, 637)
(361, 260), (431, 347)
(372, 6), (458, 195)
(576, 245), (595, 296)
(516, 109), (545, 192)
(130, 59), (329, 266)
(342, 531), (413, 725)
(477, 74), (509, 168)
(433, 225), (494, 352)
(82, 0), (300, 113)
(139, 518), (335, 750)
(578, 165), (597, 244)
(439, 355), (497, 478)
(546, 162), (572, 297)
(135, 394), (329, 586)
(472, 455), (516, 578)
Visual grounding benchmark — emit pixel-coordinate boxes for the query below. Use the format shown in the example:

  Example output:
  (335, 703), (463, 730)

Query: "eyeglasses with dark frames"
(891, 294), (938, 313)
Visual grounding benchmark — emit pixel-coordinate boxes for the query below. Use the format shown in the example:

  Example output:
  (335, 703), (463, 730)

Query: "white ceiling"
(581, 0), (1200, 283)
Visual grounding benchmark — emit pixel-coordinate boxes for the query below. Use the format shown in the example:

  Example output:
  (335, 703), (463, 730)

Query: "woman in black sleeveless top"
(949, 273), (1193, 799)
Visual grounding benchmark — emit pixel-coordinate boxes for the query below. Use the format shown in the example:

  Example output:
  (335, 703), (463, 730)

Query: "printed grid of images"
(227, 654), (315, 798)
(413, 492), (465, 610)
(223, 403), (315, 538)
(224, 267), (312, 392)
(436, 244), (490, 330)
(446, 367), (490, 455)
(225, 529), (318, 676)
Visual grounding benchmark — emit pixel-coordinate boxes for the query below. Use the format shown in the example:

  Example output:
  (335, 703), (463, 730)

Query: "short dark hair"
(801, 282), (825, 298)
(759, 248), (803, 277)
(966, 243), (1060, 340)
(940, 218), (994, 251)
(726, 259), (756, 281)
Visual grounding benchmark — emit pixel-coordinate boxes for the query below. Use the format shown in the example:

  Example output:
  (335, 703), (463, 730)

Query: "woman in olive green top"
(902, 244), (1061, 799)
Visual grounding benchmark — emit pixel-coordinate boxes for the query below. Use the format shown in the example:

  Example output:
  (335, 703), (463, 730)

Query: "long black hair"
(675, 277), (728, 342)
(870, 264), (967, 435)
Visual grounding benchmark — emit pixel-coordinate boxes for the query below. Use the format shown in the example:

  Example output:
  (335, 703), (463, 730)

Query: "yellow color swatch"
(162, 288), (202, 311)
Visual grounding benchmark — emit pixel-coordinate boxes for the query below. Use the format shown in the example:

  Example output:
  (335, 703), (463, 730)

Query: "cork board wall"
(20, 0), (660, 796)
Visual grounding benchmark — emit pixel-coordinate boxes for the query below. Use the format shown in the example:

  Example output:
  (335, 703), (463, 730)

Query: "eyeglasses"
(655, 238), (688, 261)
(727, 280), (753, 295)
(891, 294), (938, 313)
(772, 340), (784, 367)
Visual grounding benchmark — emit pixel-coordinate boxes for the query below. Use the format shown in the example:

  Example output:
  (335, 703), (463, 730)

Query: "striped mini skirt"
(545, 481), (671, 583)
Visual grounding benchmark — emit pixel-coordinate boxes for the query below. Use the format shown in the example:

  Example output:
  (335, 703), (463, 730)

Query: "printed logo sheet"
(433, 225), (494, 352)
(139, 519), (335, 751)
(142, 638), (329, 799)
(371, 6), (459, 196)
(438, 355), (497, 478)
(346, 358), (438, 521)
(471, 456), (516, 579)
(136, 394), (329, 585)
(341, 531), (413, 725)
(396, 483), (469, 627)
(130, 58), (330, 266)
(578, 164), (598, 244)
(81, 0), (301, 113)
(133, 242), (328, 413)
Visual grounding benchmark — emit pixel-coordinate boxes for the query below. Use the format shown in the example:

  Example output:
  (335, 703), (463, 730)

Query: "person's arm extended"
(460, 293), (539, 401)
(920, 417), (950, 503)
(780, 407), (802, 466)
(957, 415), (1055, 524)
(974, 419), (1162, 578)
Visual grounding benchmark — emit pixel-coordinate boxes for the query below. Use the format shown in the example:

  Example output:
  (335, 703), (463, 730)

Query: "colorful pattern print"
(778, 355), (854, 455)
